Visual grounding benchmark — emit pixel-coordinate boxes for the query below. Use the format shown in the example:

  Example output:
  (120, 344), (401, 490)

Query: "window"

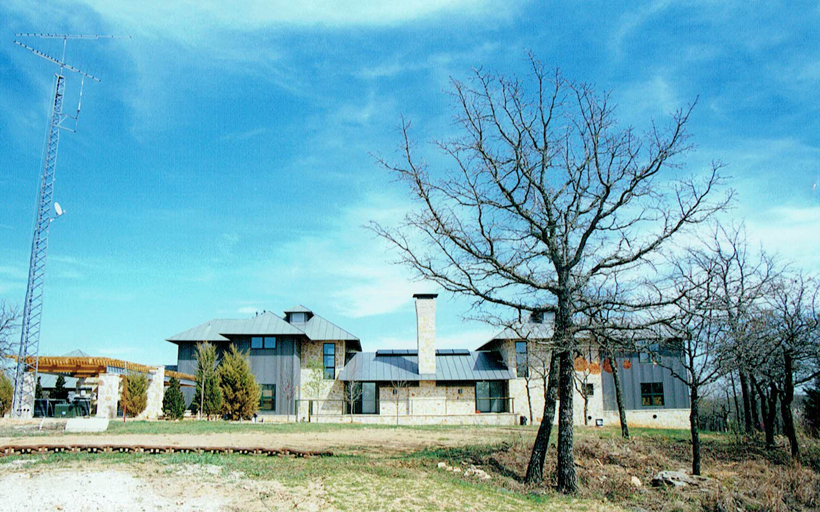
(531, 310), (544, 323)
(476, 381), (508, 413)
(515, 341), (528, 378)
(260, 384), (276, 411)
(583, 383), (594, 396)
(641, 382), (665, 407)
(290, 312), (307, 323)
(251, 337), (276, 349)
(323, 343), (336, 380)
(346, 382), (379, 414)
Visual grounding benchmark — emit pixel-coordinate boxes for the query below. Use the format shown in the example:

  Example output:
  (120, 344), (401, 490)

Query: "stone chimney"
(414, 293), (438, 378)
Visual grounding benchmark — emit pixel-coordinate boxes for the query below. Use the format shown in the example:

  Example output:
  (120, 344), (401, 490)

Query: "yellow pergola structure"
(11, 355), (194, 385)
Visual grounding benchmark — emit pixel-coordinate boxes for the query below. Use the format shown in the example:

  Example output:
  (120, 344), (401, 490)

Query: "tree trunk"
(749, 374), (760, 431)
(556, 348), (577, 494)
(690, 386), (701, 476)
(730, 372), (741, 428)
(525, 376), (534, 424)
(754, 379), (769, 442)
(766, 383), (778, 448)
(739, 369), (752, 434)
(610, 354), (630, 439)
(781, 351), (799, 458)
(524, 351), (558, 484)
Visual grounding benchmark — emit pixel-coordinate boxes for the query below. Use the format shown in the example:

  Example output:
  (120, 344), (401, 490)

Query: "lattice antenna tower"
(11, 33), (127, 417)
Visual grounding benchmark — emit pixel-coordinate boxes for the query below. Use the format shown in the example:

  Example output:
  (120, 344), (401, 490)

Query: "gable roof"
(167, 309), (360, 349)
(338, 351), (514, 382)
(284, 305), (312, 313)
(476, 321), (555, 351)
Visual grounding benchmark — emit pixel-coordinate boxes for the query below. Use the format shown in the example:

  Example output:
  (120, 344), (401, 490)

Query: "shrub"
(218, 344), (260, 420)
(192, 342), (223, 419)
(162, 376), (186, 420)
(122, 372), (148, 418)
(0, 373), (13, 417)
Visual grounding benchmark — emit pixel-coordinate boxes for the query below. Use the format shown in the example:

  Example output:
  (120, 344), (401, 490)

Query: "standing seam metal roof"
(337, 351), (514, 382)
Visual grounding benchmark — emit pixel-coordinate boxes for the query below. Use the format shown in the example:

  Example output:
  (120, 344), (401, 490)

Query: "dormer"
(284, 305), (314, 325)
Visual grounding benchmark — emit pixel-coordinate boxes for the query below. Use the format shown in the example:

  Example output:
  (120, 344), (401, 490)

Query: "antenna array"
(10, 33), (123, 417)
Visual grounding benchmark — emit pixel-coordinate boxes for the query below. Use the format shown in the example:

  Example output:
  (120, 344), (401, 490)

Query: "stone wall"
(601, 408), (690, 429)
(137, 367), (164, 420)
(95, 373), (121, 419)
(414, 297), (437, 376)
(297, 340), (345, 420)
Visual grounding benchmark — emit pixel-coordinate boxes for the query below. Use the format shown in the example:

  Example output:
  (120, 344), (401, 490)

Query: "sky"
(0, 1), (818, 366)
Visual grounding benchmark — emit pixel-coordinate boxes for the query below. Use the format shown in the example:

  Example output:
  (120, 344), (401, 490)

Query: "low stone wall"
(601, 408), (690, 429)
(299, 413), (518, 426)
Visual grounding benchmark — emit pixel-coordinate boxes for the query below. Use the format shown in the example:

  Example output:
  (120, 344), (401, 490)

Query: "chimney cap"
(413, 293), (438, 299)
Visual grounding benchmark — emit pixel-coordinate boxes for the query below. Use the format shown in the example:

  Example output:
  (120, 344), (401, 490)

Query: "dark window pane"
(260, 384), (275, 411)
(324, 368), (335, 380)
(640, 382), (664, 407)
(251, 337), (263, 349)
(324, 355), (335, 368)
(263, 337), (276, 349)
(362, 383), (377, 414)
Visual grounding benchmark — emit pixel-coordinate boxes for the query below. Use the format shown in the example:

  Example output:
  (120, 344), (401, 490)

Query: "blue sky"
(1, 1), (818, 366)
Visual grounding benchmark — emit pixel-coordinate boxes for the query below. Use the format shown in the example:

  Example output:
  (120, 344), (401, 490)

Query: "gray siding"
(175, 337), (301, 415)
(601, 352), (690, 411)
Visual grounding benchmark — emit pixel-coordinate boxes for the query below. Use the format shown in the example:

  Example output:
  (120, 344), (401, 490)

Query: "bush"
(122, 372), (148, 418)
(162, 376), (186, 420)
(218, 344), (260, 420)
(0, 373), (13, 417)
(192, 342), (223, 419)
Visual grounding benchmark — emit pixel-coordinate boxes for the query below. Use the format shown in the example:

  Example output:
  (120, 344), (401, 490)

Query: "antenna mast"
(11, 33), (125, 418)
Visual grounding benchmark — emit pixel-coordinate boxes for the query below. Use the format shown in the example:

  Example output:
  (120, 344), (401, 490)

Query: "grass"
(0, 450), (621, 511)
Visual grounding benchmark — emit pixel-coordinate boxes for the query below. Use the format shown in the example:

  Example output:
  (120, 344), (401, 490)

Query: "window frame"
(345, 382), (379, 415)
(323, 343), (336, 380)
(515, 341), (528, 378)
(263, 336), (276, 349)
(475, 381), (508, 413)
(259, 384), (276, 411)
(640, 382), (665, 407)
(251, 337), (263, 349)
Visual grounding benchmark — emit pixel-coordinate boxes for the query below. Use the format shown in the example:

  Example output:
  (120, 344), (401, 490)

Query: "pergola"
(13, 355), (195, 386)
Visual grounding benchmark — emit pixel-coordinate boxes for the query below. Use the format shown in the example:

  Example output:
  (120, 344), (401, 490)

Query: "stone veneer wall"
(415, 298), (437, 376)
(96, 373), (121, 419)
(297, 340), (345, 420)
(601, 408), (690, 429)
(137, 367), (165, 420)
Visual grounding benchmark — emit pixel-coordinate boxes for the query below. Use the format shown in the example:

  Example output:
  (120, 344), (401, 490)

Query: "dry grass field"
(0, 421), (817, 511)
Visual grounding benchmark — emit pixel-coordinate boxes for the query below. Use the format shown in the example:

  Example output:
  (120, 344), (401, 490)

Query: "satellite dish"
(54, 203), (64, 216)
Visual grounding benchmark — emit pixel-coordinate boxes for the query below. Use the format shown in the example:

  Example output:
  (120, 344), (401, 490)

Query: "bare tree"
(390, 377), (410, 426)
(0, 301), (20, 371)
(766, 272), (820, 458)
(344, 381), (364, 422)
(649, 246), (731, 476)
(573, 346), (595, 426)
(371, 57), (728, 492)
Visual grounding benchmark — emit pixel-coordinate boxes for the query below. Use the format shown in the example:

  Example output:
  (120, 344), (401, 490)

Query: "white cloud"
(76, 0), (499, 34)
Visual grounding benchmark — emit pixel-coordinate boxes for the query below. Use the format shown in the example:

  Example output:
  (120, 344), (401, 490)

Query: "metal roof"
(338, 351), (514, 382)
(476, 321), (555, 351)
(167, 310), (360, 347)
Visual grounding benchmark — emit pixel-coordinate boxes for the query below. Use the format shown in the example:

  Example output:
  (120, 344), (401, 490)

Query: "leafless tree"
(371, 56), (729, 491)
(344, 381), (364, 423)
(766, 272), (820, 458)
(390, 376), (411, 425)
(649, 242), (737, 475)
(0, 301), (20, 371)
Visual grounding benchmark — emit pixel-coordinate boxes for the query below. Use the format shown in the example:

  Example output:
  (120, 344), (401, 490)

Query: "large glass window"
(515, 341), (528, 378)
(290, 312), (307, 323)
(263, 336), (276, 349)
(323, 343), (336, 380)
(640, 382), (665, 407)
(345, 382), (379, 414)
(260, 384), (276, 411)
(251, 337), (263, 349)
(476, 381), (508, 413)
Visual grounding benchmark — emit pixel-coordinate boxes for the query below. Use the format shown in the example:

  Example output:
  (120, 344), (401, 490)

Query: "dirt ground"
(0, 425), (525, 455)
(0, 459), (328, 512)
